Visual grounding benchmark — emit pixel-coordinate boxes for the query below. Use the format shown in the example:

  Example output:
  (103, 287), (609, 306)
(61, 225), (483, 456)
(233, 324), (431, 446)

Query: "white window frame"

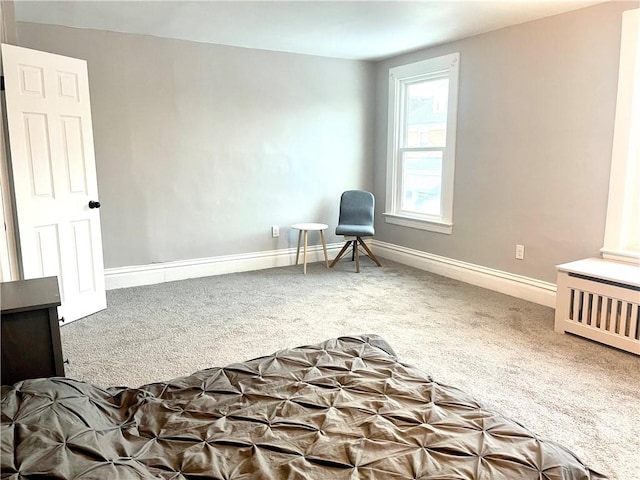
(601, 9), (639, 264)
(384, 53), (460, 234)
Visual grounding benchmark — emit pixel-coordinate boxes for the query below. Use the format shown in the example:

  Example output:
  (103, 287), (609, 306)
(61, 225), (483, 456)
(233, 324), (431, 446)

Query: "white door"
(1, 44), (106, 322)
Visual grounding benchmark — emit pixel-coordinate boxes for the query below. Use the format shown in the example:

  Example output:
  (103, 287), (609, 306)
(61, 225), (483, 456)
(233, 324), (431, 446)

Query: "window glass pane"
(401, 151), (442, 216)
(404, 78), (449, 148)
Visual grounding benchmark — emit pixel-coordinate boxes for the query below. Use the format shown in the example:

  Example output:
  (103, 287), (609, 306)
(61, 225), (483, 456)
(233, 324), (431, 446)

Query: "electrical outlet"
(515, 244), (525, 260)
(271, 226), (279, 238)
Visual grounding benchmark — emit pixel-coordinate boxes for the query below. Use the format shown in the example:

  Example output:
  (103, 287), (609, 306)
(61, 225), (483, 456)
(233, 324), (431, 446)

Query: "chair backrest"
(338, 190), (375, 227)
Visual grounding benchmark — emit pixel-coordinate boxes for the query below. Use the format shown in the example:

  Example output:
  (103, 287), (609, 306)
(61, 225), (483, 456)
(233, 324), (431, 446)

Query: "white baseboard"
(105, 244), (342, 290)
(371, 240), (557, 307)
(106, 240), (557, 308)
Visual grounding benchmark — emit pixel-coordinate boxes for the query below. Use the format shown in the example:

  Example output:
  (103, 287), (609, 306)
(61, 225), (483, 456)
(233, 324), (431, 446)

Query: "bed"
(1, 335), (604, 479)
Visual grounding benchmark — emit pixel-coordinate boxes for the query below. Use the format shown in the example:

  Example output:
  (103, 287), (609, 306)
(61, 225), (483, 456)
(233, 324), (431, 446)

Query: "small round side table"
(291, 223), (329, 274)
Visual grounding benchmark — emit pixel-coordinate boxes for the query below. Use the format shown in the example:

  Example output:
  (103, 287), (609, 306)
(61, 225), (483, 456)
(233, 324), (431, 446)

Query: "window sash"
(396, 148), (444, 219)
(399, 73), (449, 150)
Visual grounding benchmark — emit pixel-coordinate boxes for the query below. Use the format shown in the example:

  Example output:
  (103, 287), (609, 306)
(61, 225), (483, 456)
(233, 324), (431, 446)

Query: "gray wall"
(15, 1), (633, 283)
(374, 1), (634, 283)
(17, 23), (375, 268)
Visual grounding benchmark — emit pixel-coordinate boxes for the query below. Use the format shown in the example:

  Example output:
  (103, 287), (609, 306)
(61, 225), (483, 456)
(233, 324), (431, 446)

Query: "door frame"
(0, 54), (19, 282)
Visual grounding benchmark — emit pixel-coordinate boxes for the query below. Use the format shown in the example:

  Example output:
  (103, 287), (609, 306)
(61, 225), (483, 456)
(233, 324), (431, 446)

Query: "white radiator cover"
(555, 258), (640, 355)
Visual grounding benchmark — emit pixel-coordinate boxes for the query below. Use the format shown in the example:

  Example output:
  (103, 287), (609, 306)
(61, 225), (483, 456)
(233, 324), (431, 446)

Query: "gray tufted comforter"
(1, 335), (604, 479)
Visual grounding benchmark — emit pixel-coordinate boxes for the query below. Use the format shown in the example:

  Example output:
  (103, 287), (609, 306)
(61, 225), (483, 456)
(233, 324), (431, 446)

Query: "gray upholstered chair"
(329, 190), (382, 273)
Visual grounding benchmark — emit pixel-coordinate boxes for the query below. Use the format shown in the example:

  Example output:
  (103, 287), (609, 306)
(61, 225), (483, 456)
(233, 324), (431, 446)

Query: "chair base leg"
(357, 237), (382, 267)
(330, 237), (381, 272)
(329, 240), (353, 268)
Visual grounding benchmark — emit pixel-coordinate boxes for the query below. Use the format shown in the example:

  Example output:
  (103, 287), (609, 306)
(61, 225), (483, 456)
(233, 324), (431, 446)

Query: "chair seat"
(336, 224), (374, 236)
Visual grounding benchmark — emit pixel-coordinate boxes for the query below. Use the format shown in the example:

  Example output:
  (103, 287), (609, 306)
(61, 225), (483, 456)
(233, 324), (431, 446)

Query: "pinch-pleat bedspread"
(1, 335), (603, 479)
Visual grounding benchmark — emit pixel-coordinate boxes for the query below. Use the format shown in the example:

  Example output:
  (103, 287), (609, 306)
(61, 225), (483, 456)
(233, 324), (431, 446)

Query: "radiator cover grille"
(555, 261), (640, 355)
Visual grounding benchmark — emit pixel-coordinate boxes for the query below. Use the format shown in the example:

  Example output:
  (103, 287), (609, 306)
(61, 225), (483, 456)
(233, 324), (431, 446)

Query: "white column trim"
(602, 8), (640, 261)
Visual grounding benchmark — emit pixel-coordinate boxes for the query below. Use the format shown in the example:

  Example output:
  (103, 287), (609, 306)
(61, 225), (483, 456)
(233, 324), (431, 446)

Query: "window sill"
(383, 213), (452, 234)
(600, 248), (640, 265)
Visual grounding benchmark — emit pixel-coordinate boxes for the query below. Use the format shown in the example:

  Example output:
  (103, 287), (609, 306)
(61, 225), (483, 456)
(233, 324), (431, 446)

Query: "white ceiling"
(14, 1), (607, 61)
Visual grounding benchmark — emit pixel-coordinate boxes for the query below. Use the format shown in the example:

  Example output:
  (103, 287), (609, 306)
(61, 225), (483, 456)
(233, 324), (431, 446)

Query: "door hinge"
(0, 76), (4, 91)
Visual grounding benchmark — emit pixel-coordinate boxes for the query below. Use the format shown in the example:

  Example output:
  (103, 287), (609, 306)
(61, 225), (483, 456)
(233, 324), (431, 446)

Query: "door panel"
(34, 224), (62, 278)
(2, 44), (106, 322)
(61, 116), (88, 194)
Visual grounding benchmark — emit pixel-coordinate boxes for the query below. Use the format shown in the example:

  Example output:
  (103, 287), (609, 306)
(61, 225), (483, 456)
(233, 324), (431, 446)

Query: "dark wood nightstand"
(1, 277), (65, 385)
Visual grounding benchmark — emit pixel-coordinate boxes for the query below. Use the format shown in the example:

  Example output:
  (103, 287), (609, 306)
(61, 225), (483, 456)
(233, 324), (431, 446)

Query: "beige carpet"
(61, 259), (640, 479)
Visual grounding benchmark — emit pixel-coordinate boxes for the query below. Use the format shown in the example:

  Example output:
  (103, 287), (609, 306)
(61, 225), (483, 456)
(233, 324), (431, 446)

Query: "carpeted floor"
(61, 259), (640, 479)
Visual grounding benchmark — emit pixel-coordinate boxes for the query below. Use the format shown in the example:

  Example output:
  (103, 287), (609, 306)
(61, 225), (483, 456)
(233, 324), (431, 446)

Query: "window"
(602, 9), (639, 263)
(384, 53), (460, 234)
